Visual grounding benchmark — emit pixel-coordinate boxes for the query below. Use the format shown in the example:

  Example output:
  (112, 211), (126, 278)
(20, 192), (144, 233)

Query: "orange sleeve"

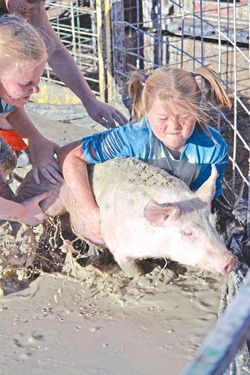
(0, 130), (28, 151)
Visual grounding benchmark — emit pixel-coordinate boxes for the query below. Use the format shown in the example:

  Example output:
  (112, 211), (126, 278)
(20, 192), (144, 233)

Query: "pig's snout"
(220, 255), (237, 274)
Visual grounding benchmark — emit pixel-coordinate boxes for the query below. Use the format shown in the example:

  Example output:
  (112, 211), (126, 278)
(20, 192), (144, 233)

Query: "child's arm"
(30, 4), (127, 128)
(7, 108), (63, 184)
(58, 141), (102, 240)
(0, 193), (49, 225)
(58, 125), (141, 240)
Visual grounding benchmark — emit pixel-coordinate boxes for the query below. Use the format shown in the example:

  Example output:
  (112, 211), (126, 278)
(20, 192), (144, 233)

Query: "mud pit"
(0, 219), (224, 375)
(0, 106), (248, 374)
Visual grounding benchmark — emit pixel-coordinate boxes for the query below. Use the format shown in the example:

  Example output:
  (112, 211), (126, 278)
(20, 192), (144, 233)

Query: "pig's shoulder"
(105, 157), (189, 191)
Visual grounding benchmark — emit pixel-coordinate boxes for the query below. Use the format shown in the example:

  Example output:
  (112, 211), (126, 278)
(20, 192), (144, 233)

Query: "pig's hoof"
(118, 259), (143, 278)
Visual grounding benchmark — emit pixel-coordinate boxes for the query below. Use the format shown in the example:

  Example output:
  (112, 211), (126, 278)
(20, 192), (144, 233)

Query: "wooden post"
(110, 0), (125, 105)
(104, 0), (114, 103)
(96, 0), (106, 101)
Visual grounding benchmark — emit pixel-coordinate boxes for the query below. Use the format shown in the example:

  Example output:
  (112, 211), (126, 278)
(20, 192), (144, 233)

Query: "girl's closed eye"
(20, 81), (32, 88)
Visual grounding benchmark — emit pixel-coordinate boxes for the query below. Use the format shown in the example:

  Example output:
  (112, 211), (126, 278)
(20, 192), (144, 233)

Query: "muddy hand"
(85, 99), (128, 128)
(20, 192), (51, 226)
(29, 138), (63, 184)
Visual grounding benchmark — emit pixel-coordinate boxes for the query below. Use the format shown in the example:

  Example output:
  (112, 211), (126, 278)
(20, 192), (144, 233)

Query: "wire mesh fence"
(45, 1), (100, 96)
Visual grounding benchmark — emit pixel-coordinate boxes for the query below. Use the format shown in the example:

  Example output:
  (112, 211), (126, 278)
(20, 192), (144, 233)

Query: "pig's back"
(89, 158), (193, 207)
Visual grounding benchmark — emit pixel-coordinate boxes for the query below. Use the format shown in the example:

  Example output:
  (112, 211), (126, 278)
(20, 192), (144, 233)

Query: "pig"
(15, 157), (236, 277)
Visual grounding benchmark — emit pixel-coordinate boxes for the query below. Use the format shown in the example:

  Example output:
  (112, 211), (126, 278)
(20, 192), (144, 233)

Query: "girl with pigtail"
(59, 66), (231, 241)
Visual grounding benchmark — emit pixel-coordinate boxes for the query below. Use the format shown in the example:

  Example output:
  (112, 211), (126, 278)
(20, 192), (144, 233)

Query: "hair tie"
(191, 71), (197, 78)
(140, 73), (148, 86)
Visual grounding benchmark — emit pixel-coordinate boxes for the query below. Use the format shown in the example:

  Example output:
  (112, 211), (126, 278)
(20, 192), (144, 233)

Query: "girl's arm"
(58, 125), (136, 240)
(31, 6), (127, 128)
(7, 107), (63, 184)
(58, 141), (102, 240)
(0, 193), (49, 225)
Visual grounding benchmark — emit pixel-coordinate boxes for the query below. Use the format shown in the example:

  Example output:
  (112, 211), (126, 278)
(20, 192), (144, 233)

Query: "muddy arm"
(58, 142), (102, 241)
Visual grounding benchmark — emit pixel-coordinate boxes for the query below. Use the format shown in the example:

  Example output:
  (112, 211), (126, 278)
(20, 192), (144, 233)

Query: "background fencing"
(45, 1), (100, 96)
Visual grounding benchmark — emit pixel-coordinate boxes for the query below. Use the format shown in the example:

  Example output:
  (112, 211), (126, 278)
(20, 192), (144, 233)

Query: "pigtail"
(193, 66), (231, 109)
(128, 71), (147, 122)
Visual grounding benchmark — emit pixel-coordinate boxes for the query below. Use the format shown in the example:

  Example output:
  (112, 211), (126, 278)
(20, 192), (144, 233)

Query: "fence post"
(109, 0), (126, 105)
(96, 0), (106, 102)
(104, 0), (114, 103)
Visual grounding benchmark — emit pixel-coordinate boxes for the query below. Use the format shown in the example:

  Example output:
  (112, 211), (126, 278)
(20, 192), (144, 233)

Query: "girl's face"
(0, 59), (45, 107)
(146, 99), (196, 156)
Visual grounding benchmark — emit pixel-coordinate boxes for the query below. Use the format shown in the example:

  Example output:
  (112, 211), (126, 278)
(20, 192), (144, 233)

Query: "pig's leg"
(114, 255), (143, 278)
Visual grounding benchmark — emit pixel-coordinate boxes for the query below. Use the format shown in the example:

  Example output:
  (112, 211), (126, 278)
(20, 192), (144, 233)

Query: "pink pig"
(16, 157), (236, 277)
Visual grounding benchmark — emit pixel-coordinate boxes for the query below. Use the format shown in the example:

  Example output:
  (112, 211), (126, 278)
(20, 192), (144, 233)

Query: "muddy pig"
(15, 157), (236, 276)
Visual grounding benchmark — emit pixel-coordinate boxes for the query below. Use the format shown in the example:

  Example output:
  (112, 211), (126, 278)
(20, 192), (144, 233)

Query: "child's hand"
(85, 98), (127, 128)
(28, 137), (63, 185)
(19, 192), (50, 226)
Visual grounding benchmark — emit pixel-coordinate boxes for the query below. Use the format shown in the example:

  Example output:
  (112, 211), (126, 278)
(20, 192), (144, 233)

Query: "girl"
(0, 14), (55, 225)
(59, 66), (231, 241)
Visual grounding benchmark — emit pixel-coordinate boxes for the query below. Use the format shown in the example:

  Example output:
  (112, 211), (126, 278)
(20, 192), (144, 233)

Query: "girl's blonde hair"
(128, 66), (231, 128)
(0, 14), (47, 73)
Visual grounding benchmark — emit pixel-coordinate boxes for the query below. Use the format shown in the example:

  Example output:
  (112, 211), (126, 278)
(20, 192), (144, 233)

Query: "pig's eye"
(181, 229), (195, 238)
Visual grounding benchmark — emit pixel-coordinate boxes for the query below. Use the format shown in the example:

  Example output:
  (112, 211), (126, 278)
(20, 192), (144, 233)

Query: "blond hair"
(128, 66), (231, 127)
(0, 14), (47, 73)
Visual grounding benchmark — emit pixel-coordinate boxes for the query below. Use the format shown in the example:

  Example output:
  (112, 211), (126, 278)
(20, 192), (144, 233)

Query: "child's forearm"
(61, 144), (97, 215)
(7, 107), (43, 140)
(0, 197), (24, 222)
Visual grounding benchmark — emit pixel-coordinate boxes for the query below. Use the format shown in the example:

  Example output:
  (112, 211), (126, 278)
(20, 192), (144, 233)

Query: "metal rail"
(181, 270), (250, 375)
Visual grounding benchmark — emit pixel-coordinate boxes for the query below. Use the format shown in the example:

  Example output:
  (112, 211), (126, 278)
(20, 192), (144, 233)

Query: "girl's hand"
(85, 98), (128, 129)
(28, 137), (64, 185)
(19, 192), (50, 226)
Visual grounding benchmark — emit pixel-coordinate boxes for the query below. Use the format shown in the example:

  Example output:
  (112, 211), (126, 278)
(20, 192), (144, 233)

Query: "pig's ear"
(144, 199), (181, 226)
(195, 164), (218, 204)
